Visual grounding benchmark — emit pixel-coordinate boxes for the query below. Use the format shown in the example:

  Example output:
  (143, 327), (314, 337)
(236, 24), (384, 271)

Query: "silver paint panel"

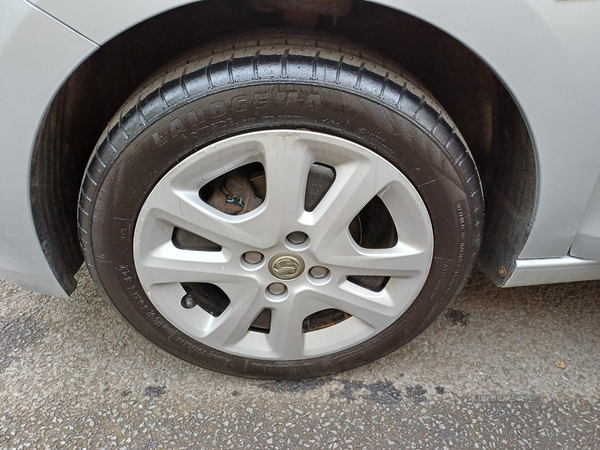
(372, 0), (600, 261)
(502, 257), (600, 288)
(0, 0), (97, 297)
(570, 175), (600, 262)
(28, 0), (197, 44)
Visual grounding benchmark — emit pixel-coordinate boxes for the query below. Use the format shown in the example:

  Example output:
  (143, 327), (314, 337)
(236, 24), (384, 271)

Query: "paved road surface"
(1, 268), (599, 449)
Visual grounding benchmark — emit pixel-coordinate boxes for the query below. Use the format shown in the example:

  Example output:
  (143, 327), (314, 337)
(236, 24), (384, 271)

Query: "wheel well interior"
(30, 0), (536, 294)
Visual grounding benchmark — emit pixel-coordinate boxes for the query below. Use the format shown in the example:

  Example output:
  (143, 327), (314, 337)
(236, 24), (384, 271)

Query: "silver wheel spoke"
(298, 286), (396, 330)
(201, 286), (265, 349)
(261, 134), (315, 232)
(267, 295), (308, 359)
(305, 156), (398, 245)
(320, 234), (431, 278)
(138, 243), (241, 285)
(144, 187), (276, 251)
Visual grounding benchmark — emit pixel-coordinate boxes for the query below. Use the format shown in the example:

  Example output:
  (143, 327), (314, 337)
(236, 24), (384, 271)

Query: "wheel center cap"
(268, 252), (305, 280)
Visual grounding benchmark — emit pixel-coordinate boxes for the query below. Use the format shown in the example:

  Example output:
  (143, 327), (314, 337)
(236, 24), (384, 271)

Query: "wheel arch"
(30, 0), (537, 294)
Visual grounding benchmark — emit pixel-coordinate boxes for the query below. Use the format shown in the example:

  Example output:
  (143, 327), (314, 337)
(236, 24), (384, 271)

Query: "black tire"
(78, 33), (483, 379)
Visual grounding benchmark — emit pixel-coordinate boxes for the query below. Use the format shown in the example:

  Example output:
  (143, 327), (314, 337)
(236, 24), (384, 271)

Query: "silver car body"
(2, 0), (600, 297)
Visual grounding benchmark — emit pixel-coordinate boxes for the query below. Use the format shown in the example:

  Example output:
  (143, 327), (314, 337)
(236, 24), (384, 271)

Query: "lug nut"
(267, 282), (287, 295)
(287, 231), (308, 245)
(182, 294), (196, 309)
(243, 251), (263, 264)
(309, 266), (329, 279)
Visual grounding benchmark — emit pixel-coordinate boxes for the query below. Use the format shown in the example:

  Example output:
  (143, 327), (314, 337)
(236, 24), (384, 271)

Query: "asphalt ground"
(1, 267), (599, 449)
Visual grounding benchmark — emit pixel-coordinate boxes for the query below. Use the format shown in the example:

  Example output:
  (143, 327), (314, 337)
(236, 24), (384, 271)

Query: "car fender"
(28, 0), (600, 260)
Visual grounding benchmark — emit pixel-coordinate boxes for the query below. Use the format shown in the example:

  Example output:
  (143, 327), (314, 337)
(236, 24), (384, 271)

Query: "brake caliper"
(206, 167), (264, 215)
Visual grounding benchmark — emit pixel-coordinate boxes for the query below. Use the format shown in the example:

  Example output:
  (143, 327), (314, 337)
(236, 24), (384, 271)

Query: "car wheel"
(78, 33), (483, 379)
